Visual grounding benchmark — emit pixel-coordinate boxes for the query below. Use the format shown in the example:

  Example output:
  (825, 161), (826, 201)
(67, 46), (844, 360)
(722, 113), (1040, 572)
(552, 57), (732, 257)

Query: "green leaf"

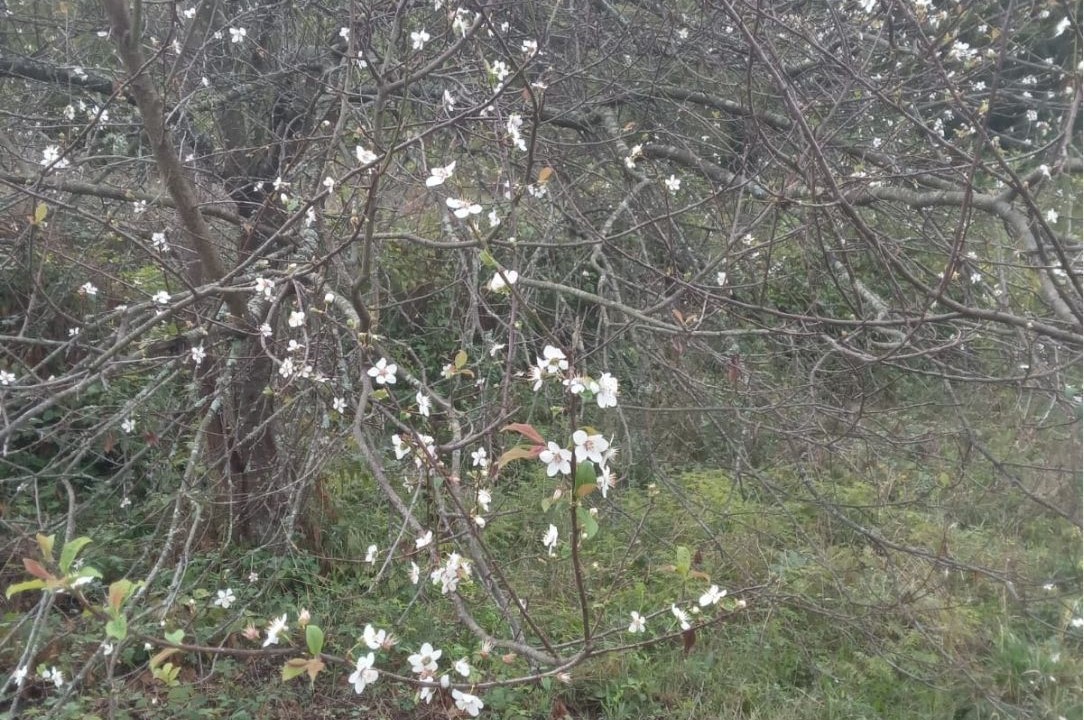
(281, 658), (309, 682)
(5, 579), (47, 598)
(675, 546), (692, 579)
(33, 202), (48, 225)
(59, 536), (92, 574)
(164, 629), (185, 645)
(479, 249), (498, 268)
(68, 567), (103, 589)
(105, 613), (128, 640)
(153, 662), (181, 686)
(454, 349), (468, 370)
(574, 461), (597, 498)
(305, 625), (324, 656)
(577, 506), (599, 540)
(36, 533), (55, 562)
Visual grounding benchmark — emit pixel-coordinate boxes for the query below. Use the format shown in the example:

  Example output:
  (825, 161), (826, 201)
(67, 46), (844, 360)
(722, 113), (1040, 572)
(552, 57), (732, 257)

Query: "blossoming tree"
(0, 0), (1079, 716)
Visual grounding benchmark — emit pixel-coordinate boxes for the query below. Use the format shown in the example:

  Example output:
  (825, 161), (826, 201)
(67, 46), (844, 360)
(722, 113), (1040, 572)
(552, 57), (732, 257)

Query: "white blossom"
(356, 146), (378, 165)
(542, 524), (559, 555)
(41, 145), (69, 169)
(698, 584), (727, 606)
(410, 29), (430, 50)
(490, 59), (511, 82)
(452, 689), (484, 716)
(446, 197), (482, 218)
(349, 652), (379, 694)
(425, 161), (456, 187)
(213, 588), (236, 609)
(263, 614), (288, 646)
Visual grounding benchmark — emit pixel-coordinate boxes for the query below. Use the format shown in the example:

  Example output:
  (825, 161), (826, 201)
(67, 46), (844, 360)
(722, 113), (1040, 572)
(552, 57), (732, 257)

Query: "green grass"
(3, 399), (1080, 720)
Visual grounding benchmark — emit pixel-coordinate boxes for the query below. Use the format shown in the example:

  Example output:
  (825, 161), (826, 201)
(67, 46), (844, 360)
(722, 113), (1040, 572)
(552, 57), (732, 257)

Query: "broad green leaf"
(577, 506), (599, 540)
(67, 567), (103, 591)
(33, 202), (48, 225)
(675, 546), (692, 579)
(153, 662), (181, 686)
(59, 536), (92, 574)
(5, 579), (47, 598)
(454, 349), (468, 369)
(305, 625), (324, 656)
(164, 629), (185, 645)
(105, 614), (128, 640)
(574, 461), (597, 497)
(479, 249), (497, 268)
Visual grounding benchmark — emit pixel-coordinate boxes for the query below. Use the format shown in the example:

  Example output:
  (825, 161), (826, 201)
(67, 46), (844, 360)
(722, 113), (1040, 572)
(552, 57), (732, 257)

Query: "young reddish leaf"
(575, 483), (597, 499)
(108, 579), (133, 613)
(501, 423), (545, 445)
(23, 558), (54, 581)
(497, 444), (544, 468)
(305, 657), (325, 682)
(550, 698), (571, 720)
(682, 627), (697, 656)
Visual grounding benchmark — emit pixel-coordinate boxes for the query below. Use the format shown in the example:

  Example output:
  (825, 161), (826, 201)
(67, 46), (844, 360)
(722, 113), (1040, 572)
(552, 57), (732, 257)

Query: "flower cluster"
(528, 345), (619, 409)
(392, 432), (437, 468)
(430, 552), (472, 594)
(506, 114), (527, 152)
